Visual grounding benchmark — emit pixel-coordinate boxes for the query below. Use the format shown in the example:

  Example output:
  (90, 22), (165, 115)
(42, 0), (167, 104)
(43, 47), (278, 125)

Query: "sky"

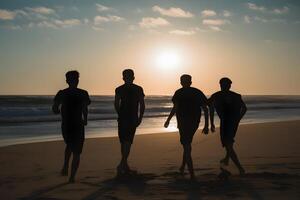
(0, 0), (299, 95)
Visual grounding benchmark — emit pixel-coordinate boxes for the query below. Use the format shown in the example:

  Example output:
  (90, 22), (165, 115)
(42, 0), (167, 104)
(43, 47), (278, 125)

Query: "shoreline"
(1, 118), (300, 148)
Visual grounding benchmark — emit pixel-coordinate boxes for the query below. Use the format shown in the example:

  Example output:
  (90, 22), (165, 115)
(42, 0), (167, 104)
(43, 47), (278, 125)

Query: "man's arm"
(52, 91), (61, 114)
(239, 97), (247, 120)
(164, 103), (177, 128)
(137, 96), (145, 126)
(114, 94), (121, 116)
(202, 105), (209, 134)
(208, 97), (216, 132)
(83, 105), (88, 125)
(83, 92), (91, 126)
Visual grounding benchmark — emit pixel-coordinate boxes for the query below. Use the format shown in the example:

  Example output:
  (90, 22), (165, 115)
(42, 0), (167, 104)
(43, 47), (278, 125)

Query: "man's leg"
(179, 152), (186, 175)
(118, 141), (132, 172)
(220, 150), (230, 166)
(225, 144), (245, 175)
(69, 153), (80, 183)
(61, 145), (71, 176)
(183, 144), (195, 180)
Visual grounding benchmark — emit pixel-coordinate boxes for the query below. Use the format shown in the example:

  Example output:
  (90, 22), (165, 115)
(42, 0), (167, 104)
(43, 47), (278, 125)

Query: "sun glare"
(155, 49), (181, 70)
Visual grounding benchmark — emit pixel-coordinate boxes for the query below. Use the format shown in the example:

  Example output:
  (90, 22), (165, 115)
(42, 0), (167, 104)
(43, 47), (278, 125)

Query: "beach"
(0, 120), (299, 199)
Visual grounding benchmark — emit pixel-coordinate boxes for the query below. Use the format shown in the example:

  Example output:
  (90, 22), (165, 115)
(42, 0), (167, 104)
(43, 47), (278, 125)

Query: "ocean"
(0, 95), (300, 147)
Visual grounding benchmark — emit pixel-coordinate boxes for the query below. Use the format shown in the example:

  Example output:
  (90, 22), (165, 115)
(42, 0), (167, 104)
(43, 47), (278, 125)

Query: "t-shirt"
(54, 88), (91, 126)
(172, 87), (207, 126)
(209, 91), (243, 121)
(115, 84), (145, 120)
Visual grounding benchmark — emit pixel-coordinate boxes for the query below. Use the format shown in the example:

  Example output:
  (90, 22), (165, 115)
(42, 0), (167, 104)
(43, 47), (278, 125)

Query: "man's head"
(219, 77), (232, 91)
(66, 70), (79, 87)
(122, 69), (135, 84)
(180, 74), (192, 88)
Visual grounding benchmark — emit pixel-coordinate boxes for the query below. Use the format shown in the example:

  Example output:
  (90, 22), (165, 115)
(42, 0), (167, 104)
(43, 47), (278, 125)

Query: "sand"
(0, 120), (300, 200)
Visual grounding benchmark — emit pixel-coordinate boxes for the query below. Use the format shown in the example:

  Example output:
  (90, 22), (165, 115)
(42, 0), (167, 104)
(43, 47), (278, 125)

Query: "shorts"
(178, 125), (199, 145)
(220, 119), (239, 147)
(62, 124), (85, 154)
(118, 119), (137, 144)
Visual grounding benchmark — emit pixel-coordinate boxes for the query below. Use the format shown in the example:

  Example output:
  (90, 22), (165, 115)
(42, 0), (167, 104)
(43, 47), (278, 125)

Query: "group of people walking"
(52, 69), (247, 183)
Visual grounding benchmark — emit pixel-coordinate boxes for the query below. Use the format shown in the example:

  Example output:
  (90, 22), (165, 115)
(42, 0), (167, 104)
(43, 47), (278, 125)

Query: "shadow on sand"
(20, 171), (300, 200)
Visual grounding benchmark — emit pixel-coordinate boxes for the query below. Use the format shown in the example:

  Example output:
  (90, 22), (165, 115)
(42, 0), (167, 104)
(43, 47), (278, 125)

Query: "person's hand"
(211, 124), (215, 132)
(164, 120), (170, 128)
(52, 106), (60, 114)
(202, 126), (209, 135)
(136, 117), (142, 127)
(83, 119), (88, 126)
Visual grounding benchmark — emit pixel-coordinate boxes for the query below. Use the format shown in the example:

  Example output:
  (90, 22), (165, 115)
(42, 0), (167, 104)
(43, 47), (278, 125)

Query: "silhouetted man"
(114, 69), (145, 175)
(164, 74), (209, 180)
(52, 70), (91, 183)
(208, 77), (247, 175)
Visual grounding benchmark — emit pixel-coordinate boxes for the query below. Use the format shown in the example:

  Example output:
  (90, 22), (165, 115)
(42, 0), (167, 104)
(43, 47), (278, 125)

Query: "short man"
(52, 70), (91, 183)
(164, 74), (209, 180)
(208, 77), (247, 175)
(114, 69), (145, 175)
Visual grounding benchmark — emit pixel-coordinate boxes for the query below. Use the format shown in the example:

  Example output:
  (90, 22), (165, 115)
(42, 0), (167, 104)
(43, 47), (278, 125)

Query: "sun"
(155, 49), (181, 69)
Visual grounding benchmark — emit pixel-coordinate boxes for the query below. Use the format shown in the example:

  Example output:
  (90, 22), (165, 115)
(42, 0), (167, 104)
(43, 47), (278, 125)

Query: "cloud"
(36, 19), (81, 28)
(209, 26), (222, 32)
(26, 7), (55, 15)
(169, 29), (196, 36)
(247, 3), (289, 15)
(96, 3), (112, 12)
(223, 10), (232, 17)
(201, 10), (216, 17)
(244, 15), (286, 24)
(152, 6), (194, 18)
(0, 9), (17, 20)
(247, 3), (265, 12)
(203, 19), (230, 26)
(92, 26), (103, 31)
(54, 19), (81, 27)
(254, 16), (285, 23)
(139, 17), (170, 28)
(272, 6), (289, 14)
(94, 15), (124, 24)
(244, 15), (251, 23)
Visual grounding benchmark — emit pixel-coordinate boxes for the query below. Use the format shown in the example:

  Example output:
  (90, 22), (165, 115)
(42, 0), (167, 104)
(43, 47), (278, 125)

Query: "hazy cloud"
(247, 3), (289, 15)
(26, 7), (55, 15)
(201, 10), (216, 17)
(244, 15), (251, 23)
(96, 3), (112, 12)
(247, 3), (265, 12)
(152, 6), (194, 18)
(169, 29), (196, 36)
(244, 15), (286, 24)
(203, 19), (230, 26)
(36, 18), (81, 29)
(223, 10), (232, 17)
(94, 15), (124, 25)
(0, 9), (17, 20)
(272, 6), (289, 15)
(139, 17), (170, 28)
(209, 26), (222, 32)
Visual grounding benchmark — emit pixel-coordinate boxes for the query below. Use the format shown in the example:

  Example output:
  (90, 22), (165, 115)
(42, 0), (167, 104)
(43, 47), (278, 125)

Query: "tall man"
(164, 74), (209, 180)
(114, 69), (145, 175)
(208, 77), (247, 175)
(52, 70), (91, 183)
